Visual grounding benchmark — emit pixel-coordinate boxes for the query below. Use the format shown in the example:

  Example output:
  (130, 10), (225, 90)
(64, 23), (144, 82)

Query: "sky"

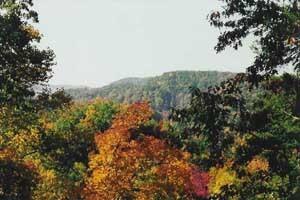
(34, 0), (254, 87)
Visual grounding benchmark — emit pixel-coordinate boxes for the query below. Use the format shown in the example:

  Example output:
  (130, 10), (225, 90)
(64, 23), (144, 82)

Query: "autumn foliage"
(0, 149), (38, 200)
(84, 102), (210, 200)
(247, 156), (269, 175)
(1, 0), (299, 199)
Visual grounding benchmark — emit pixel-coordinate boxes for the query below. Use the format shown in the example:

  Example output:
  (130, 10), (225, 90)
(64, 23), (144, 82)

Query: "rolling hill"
(66, 71), (235, 113)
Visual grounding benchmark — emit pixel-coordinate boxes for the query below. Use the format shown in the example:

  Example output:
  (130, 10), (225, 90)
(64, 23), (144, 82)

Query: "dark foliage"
(0, 0), (55, 109)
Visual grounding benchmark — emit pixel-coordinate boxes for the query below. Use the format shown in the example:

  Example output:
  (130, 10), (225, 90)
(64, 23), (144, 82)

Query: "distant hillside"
(34, 84), (86, 93)
(66, 71), (235, 113)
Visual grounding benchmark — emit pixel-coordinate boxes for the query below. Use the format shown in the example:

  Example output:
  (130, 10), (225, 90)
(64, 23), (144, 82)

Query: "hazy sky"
(34, 0), (254, 87)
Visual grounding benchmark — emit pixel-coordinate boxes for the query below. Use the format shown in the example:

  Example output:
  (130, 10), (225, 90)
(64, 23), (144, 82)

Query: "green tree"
(0, 0), (55, 109)
(36, 88), (73, 111)
(209, 0), (299, 75)
(171, 74), (300, 199)
(209, 0), (300, 115)
(39, 100), (118, 178)
(0, 1), (59, 199)
(0, 0), (56, 155)
(169, 1), (300, 198)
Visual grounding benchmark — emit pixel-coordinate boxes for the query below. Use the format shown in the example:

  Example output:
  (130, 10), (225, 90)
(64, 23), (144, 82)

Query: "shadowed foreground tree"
(0, 1), (57, 199)
(209, 0), (300, 115)
(0, 149), (38, 200)
(168, 1), (300, 199)
(35, 88), (73, 111)
(171, 74), (300, 199)
(0, 0), (55, 109)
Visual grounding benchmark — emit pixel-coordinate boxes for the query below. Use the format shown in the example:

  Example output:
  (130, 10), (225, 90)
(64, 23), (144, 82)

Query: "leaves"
(0, 0), (55, 109)
(247, 156), (269, 174)
(84, 102), (209, 200)
(0, 149), (38, 200)
(208, 166), (237, 195)
(209, 0), (300, 82)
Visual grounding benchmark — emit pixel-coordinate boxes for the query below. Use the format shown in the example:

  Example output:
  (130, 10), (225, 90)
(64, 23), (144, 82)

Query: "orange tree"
(84, 102), (210, 200)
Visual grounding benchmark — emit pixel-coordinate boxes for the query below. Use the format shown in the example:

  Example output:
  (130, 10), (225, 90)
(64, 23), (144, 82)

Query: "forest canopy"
(0, 0), (299, 200)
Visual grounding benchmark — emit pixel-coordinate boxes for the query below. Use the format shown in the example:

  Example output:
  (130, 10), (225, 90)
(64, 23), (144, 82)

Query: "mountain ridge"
(65, 70), (235, 113)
